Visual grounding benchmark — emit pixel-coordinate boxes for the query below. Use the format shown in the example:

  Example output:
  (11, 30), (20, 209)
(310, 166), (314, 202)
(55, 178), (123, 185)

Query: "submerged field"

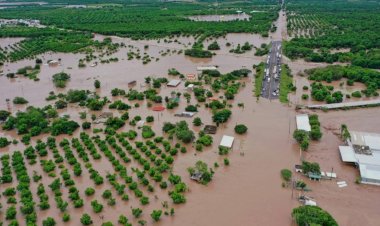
(1, 0), (380, 226)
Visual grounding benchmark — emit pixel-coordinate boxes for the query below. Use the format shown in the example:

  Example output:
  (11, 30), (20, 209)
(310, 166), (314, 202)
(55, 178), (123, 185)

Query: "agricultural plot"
(286, 13), (330, 38)
(284, 0), (380, 69)
(0, 1), (279, 39)
(0, 67), (250, 225)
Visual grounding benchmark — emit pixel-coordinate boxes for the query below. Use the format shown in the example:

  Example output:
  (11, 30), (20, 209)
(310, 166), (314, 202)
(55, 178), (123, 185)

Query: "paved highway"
(261, 41), (282, 99)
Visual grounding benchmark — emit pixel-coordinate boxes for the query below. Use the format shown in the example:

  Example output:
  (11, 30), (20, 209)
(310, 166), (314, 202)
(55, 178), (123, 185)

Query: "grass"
(254, 63), (265, 97)
(279, 64), (293, 103)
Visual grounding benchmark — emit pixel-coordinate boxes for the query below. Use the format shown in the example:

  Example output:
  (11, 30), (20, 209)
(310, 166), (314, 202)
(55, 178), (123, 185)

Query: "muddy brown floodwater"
(1, 8), (380, 226)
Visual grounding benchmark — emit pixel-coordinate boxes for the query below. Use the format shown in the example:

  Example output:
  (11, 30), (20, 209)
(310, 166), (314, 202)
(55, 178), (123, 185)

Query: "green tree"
(292, 206), (338, 226)
(193, 117), (202, 126)
(151, 210), (162, 222)
(80, 214), (93, 225)
(234, 124), (248, 134)
(94, 80), (101, 89)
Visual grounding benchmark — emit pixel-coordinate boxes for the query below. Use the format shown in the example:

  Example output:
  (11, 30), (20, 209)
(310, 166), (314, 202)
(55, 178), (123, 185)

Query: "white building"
(167, 79), (181, 87)
(296, 114), (311, 132)
(219, 135), (234, 149)
(339, 131), (380, 185)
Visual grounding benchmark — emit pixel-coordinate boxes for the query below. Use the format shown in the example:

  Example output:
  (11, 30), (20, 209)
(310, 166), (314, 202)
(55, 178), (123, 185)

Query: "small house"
(219, 135), (234, 149)
(186, 84), (194, 91)
(167, 79), (181, 87)
(295, 164), (303, 173)
(174, 111), (196, 118)
(190, 172), (203, 182)
(307, 172), (321, 181)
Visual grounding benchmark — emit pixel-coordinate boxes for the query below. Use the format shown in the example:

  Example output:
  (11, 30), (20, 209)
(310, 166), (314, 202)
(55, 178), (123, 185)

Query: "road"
(261, 40), (282, 99)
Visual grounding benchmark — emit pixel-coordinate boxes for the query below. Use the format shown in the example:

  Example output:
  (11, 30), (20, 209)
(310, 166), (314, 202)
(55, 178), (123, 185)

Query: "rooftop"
(339, 131), (380, 184)
(220, 135), (234, 148)
(296, 114), (311, 132)
(167, 79), (181, 87)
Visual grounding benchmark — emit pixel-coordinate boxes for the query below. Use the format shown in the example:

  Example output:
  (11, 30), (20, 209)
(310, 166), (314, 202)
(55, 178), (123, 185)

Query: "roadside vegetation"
(279, 64), (295, 103)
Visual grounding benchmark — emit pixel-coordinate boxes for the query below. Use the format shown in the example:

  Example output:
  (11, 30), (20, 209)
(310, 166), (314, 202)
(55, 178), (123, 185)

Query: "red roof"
(152, 106), (165, 111)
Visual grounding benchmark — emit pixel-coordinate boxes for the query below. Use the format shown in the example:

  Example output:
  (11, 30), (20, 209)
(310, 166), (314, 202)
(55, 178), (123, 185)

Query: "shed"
(295, 164), (303, 173)
(190, 172), (203, 182)
(296, 114), (311, 132)
(197, 66), (217, 71)
(204, 125), (217, 134)
(174, 111), (196, 118)
(128, 80), (137, 87)
(219, 135), (234, 149)
(307, 172), (321, 181)
(186, 84), (194, 91)
(167, 79), (181, 87)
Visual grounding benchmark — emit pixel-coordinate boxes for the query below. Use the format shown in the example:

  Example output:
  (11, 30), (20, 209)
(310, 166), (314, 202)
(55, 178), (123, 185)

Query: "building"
(219, 135), (234, 149)
(174, 112), (196, 118)
(196, 66), (217, 71)
(167, 79), (181, 87)
(339, 131), (380, 185)
(296, 114), (311, 132)
(186, 74), (197, 81)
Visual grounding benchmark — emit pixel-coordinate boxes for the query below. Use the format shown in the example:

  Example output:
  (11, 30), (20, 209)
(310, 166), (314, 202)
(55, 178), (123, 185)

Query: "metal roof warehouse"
(339, 131), (380, 185)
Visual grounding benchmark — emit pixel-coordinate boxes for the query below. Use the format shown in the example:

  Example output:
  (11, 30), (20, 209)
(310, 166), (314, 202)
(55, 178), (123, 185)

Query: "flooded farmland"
(188, 13), (250, 22)
(1, 7), (380, 226)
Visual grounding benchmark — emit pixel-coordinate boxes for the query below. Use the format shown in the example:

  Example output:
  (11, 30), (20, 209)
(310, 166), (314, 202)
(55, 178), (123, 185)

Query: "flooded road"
(1, 6), (380, 226)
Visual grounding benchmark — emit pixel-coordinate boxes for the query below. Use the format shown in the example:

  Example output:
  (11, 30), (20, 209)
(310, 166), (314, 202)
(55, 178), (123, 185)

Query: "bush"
(212, 109), (232, 124)
(91, 200), (103, 213)
(146, 116), (154, 122)
(151, 210), (162, 222)
(85, 187), (95, 196)
(55, 100), (68, 109)
(185, 105), (197, 112)
(52, 72), (70, 88)
(352, 91), (362, 98)
(207, 41), (220, 50)
(142, 126), (155, 139)
(42, 217), (56, 226)
(0, 137), (11, 148)
(0, 110), (10, 121)
(82, 122), (91, 130)
(102, 190), (112, 199)
(132, 208), (143, 218)
(292, 206), (338, 226)
(234, 124), (248, 134)
(62, 213), (70, 222)
(13, 97), (28, 104)
(281, 169), (292, 182)
(94, 80), (101, 88)
(80, 214), (93, 225)
(193, 117), (202, 126)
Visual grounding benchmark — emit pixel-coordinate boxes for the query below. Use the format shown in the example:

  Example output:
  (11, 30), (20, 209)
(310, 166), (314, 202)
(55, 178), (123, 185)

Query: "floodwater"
(0, 37), (25, 48)
(1, 8), (380, 226)
(188, 13), (250, 22)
